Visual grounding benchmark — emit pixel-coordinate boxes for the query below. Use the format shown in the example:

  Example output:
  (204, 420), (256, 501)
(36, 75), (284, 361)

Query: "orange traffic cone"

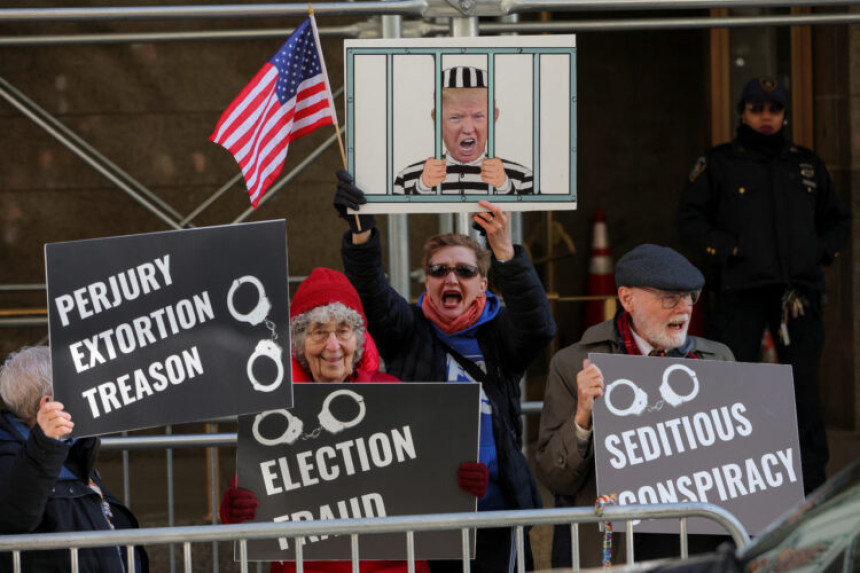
(761, 329), (778, 363)
(584, 209), (616, 330)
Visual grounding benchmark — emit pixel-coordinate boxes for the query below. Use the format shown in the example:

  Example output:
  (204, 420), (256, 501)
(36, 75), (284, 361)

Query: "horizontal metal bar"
(0, 1), (427, 23)
(100, 433), (237, 451)
(102, 401), (534, 449)
(0, 25), (368, 47)
(3, 10), (858, 48)
(0, 504), (750, 552)
(480, 11), (860, 30)
(502, 0), (860, 12)
(521, 401), (542, 416)
(0, 317), (48, 328)
(0, 284), (46, 292)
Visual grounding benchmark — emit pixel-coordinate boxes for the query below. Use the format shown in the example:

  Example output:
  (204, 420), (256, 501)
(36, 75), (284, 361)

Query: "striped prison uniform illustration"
(393, 154), (535, 195)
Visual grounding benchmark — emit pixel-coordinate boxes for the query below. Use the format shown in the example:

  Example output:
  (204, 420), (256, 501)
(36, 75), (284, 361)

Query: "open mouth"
(459, 138), (476, 154)
(667, 318), (687, 331)
(442, 291), (463, 308)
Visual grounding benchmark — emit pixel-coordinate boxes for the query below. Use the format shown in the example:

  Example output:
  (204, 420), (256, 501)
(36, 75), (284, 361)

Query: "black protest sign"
(590, 354), (804, 535)
(236, 382), (481, 561)
(46, 220), (291, 437)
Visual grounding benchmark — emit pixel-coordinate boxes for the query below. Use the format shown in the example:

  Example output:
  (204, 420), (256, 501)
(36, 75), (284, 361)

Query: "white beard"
(630, 307), (690, 350)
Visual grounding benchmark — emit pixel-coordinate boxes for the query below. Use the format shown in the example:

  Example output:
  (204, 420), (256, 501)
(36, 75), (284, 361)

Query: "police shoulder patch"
(689, 157), (707, 182)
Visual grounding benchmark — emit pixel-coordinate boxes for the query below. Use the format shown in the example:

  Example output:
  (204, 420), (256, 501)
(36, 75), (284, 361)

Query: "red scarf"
(421, 292), (487, 335)
(615, 310), (699, 359)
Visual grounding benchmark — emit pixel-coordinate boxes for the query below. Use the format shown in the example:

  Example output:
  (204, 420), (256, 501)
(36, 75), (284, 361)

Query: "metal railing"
(0, 503), (750, 573)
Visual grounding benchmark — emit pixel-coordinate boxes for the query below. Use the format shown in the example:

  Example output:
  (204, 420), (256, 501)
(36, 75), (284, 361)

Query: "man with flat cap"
(393, 65), (534, 195)
(678, 76), (850, 494)
(535, 244), (735, 568)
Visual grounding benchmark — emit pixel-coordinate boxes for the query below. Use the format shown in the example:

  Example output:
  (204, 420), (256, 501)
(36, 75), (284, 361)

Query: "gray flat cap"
(615, 244), (705, 291)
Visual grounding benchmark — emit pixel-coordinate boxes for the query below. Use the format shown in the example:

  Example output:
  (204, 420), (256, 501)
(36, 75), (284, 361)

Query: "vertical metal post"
(239, 540), (248, 573)
(461, 528), (471, 573)
(383, 12), (411, 298)
(516, 526), (526, 573)
(208, 423), (220, 573)
(450, 16), (479, 236)
(183, 542), (192, 572)
(122, 430), (131, 507)
(167, 425), (176, 573)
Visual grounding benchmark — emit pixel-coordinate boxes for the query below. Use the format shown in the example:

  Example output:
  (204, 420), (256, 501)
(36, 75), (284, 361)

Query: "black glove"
(470, 211), (492, 237)
(334, 169), (376, 233)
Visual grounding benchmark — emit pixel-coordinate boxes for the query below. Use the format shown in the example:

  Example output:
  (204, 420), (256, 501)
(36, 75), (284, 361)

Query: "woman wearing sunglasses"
(678, 76), (851, 495)
(335, 170), (556, 573)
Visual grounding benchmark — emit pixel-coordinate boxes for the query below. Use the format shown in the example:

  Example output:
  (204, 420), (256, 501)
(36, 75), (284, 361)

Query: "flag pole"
(309, 3), (360, 229)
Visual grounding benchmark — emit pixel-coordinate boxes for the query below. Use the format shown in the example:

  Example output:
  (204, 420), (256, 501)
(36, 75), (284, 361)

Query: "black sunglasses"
(747, 102), (784, 115)
(426, 264), (480, 279)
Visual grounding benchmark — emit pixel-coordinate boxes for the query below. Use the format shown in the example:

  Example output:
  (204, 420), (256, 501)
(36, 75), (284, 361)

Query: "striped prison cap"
(442, 66), (487, 88)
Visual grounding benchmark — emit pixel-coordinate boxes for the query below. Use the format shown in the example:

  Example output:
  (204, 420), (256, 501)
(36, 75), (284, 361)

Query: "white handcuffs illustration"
(247, 340), (284, 392)
(252, 389), (366, 446)
(604, 379), (649, 417)
(228, 275), (272, 326)
(227, 274), (284, 393)
(659, 364), (700, 407)
(604, 363), (700, 417)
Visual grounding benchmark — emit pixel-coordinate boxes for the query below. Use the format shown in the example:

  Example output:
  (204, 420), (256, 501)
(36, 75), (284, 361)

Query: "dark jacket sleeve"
(0, 423), (70, 534)
(677, 151), (738, 263)
(490, 246), (557, 375)
(341, 228), (419, 365)
(812, 157), (851, 264)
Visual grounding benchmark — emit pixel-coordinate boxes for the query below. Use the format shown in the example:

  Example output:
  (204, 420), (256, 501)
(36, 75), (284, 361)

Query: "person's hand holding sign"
(472, 200), (515, 262)
(36, 396), (74, 440)
(481, 157), (508, 188)
(421, 158), (448, 188)
(575, 359), (604, 430)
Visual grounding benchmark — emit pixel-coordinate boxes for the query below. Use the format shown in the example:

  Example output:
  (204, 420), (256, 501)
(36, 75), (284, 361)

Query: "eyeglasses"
(639, 287), (701, 309)
(307, 325), (355, 344)
(747, 102), (785, 115)
(426, 264), (480, 279)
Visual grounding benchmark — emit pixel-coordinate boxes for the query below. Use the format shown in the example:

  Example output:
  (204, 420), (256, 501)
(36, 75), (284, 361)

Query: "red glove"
(457, 462), (489, 498)
(219, 485), (259, 524)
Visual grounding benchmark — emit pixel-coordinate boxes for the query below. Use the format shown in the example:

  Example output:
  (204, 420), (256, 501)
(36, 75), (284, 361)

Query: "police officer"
(677, 76), (851, 494)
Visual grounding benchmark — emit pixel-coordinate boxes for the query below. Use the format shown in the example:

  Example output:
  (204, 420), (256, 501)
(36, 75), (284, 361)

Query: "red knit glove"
(457, 462), (489, 498)
(219, 486), (259, 524)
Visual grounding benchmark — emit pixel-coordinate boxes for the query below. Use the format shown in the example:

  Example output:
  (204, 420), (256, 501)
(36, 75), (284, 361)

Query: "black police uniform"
(677, 123), (851, 494)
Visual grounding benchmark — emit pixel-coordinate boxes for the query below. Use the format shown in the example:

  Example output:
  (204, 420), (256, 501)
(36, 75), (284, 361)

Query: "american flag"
(210, 16), (336, 208)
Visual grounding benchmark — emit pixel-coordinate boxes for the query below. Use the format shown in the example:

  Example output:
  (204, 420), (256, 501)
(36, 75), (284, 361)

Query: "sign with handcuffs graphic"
(46, 220), (291, 436)
(590, 354), (804, 535)
(235, 382), (482, 561)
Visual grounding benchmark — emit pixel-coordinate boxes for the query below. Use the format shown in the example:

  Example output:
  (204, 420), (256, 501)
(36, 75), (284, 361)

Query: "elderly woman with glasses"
(220, 268), (432, 573)
(0, 346), (148, 572)
(334, 171), (557, 573)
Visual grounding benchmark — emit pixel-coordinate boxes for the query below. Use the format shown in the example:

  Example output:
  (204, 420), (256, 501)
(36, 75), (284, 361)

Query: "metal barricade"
(0, 503), (749, 573)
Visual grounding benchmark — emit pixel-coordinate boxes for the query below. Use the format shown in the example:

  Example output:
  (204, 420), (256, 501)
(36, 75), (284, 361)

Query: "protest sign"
(344, 34), (576, 213)
(590, 354), (804, 535)
(236, 382), (481, 561)
(46, 220), (291, 437)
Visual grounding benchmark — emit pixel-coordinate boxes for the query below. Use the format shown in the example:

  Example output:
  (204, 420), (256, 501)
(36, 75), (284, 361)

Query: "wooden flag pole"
(309, 3), (360, 230)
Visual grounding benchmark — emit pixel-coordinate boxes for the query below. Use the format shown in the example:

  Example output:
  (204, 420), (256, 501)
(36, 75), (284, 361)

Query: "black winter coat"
(342, 229), (556, 511)
(0, 412), (147, 573)
(677, 130), (851, 292)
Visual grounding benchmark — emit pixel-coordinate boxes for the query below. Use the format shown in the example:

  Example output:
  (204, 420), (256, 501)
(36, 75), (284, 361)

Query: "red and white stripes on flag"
(210, 15), (336, 208)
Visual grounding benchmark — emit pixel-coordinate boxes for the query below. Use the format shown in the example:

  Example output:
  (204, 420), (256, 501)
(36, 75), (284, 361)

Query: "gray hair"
(0, 346), (53, 422)
(290, 303), (366, 372)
